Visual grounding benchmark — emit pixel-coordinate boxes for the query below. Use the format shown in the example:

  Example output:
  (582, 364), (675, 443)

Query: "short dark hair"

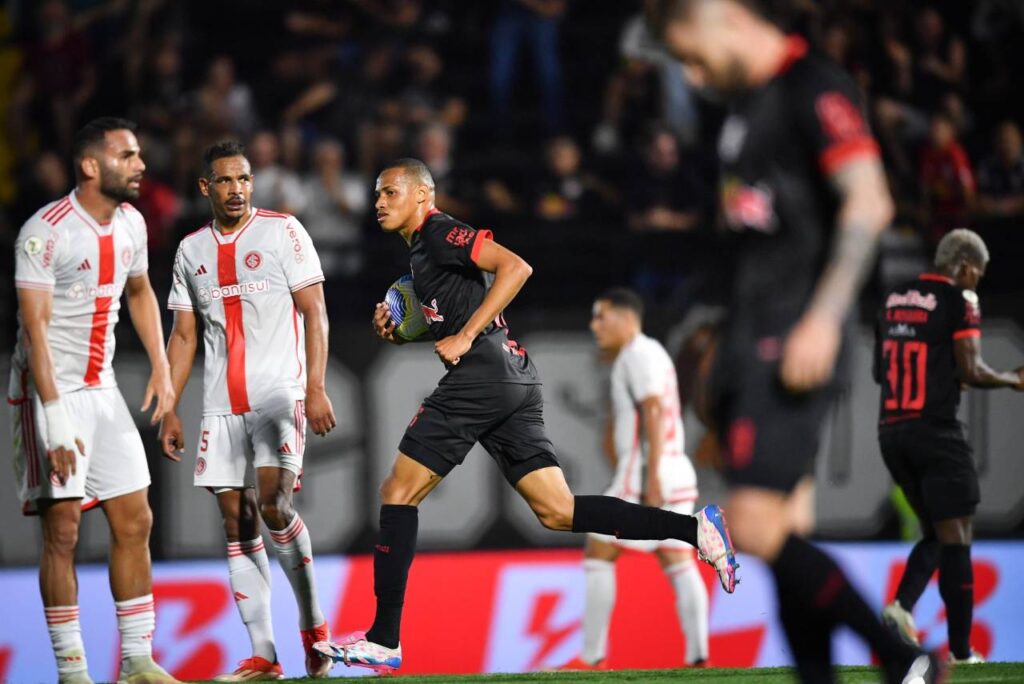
(203, 140), (247, 177)
(647, 0), (766, 38)
(598, 287), (644, 320)
(379, 157), (435, 189)
(72, 117), (137, 162)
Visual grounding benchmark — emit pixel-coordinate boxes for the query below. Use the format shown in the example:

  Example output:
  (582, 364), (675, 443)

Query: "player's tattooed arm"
(781, 157), (892, 391)
(955, 336), (1024, 390)
(161, 309), (199, 461)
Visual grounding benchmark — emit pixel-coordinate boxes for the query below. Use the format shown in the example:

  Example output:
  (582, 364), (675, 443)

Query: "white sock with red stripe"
(269, 515), (324, 630)
(227, 538), (276, 661)
(664, 559), (709, 664)
(45, 605), (88, 675)
(114, 594), (155, 659)
(581, 558), (615, 664)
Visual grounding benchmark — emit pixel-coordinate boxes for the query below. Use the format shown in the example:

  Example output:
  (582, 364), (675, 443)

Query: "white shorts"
(10, 387), (151, 515)
(194, 394), (306, 490)
(589, 452), (698, 552)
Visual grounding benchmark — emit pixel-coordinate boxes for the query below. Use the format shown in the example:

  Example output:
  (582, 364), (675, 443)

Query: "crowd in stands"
(1, 0), (1022, 338)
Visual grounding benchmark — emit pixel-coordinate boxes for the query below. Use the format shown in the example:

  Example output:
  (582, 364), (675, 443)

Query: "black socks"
(772, 535), (916, 682)
(366, 504), (419, 649)
(571, 495), (698, 546)
(895, 539), (940, 611)
(939, 544), (973, 660)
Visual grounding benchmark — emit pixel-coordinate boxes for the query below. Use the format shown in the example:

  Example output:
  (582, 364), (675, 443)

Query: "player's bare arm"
(293, 282), (337, 436)
(124, 273), (175, 424)
(782, 156), (892, 392)
(434, 238), (533, 365)
(954, 335), (1024, 390)
(372, 302), (406, 345)
(602, 401), (617, 468)
(17, 287), (85, 483)
(639, 395), (665, 508)
(160, 308), (198, 461)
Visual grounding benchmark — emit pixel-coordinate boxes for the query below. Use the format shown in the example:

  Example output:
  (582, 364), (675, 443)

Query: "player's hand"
(373, 303), (403, 345)
(159, 413), (185, 462)
(42, 399), (84, 485)
(781, 310), (841, 392)
(643, 474), (664, 508)
(142, 365), (176, 425)
(435, 331), (473, 365)
(305, 387), (337, 436)
(47, 440), (85, 486)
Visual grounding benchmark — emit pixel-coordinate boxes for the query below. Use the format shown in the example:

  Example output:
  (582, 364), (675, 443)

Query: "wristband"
(43, 399), (78, 452)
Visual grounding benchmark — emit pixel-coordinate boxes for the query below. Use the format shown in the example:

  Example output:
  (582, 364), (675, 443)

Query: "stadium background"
(1, 0), (1024, 679)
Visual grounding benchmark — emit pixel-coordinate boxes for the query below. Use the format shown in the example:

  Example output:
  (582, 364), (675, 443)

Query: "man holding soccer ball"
(313, 158), (739, 673)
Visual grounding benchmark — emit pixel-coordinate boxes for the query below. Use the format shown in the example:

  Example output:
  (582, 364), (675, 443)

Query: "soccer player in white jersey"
(159, 141), (336, 680)
(559, 288), (709, 670)
(8, 117), (177, 684)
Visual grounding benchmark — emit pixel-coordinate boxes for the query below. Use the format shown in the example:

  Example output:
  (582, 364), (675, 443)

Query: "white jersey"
(607, 333), (695, 502)
(8, 192), (149, 401)
(168, 209), (324, 416)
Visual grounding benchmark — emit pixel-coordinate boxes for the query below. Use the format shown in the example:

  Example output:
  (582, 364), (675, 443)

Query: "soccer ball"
(385, 274), (430, 342)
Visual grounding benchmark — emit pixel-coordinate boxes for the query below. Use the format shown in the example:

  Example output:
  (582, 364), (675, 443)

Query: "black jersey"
(873, 273), (981, 427)
(409, 209), (539, 385)
(717, 36), (880, 355)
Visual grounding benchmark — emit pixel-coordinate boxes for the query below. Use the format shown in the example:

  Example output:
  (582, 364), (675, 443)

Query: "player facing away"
(556, 288), (709, 671)
(313, 158), (736, 675)
(875, 229), (1024, 664)
(651, 1), (943, 682)
(158, 141), (336, 680)
(8, 117), (177, 684)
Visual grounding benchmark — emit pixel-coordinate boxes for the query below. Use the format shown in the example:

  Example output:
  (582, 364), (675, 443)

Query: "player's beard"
(99, 172), (141, 202)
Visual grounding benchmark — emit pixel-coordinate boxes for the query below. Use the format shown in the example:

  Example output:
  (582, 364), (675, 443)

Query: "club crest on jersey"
(721, 177), (776, 233)
(244, 250), (262, 271)
(121, 247), (132, 267)
(195, 457), (207, 475)
(421, 298), (444, 323)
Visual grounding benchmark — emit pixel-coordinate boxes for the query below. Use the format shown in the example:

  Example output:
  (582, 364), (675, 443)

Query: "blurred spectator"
(531, 136), (614, 223)
(490, 0), (567, 136)
(627, 127), (702, 233)
(976, 120), (1024, 219)
(397, 44), (467, 130)
(912, 7), (966, 111)
(417, 122), (474, 219)
(10, 0), (97, 156)
(919, 112), (975, 241)
(300, 139), (367, 278)
(249, 130), (306, 216)
(132, 36), (186, 135)
(193, 56), (257, 139)
(13, 150), (70, 225)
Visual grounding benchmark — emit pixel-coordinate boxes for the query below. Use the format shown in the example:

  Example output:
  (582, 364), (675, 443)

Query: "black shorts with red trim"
(399, 382), (559, 486)
(880, 421), (979, 522)
(712, 347), (836, 493)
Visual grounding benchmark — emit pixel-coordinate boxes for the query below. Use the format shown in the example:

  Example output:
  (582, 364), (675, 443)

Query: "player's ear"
(79, 156), (100, 182)
(198, 176), (210, 198)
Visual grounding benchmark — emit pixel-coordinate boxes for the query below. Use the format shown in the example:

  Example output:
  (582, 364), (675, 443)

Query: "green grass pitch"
(261, 662), (1024, 683)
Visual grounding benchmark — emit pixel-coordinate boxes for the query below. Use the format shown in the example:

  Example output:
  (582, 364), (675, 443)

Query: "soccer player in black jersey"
(651, 0), (943, 681)
(312, 158), (738, 673)
(875, 229), (1024, 663)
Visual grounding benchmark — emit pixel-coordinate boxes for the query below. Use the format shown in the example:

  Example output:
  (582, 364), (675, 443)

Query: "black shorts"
(399, 382), (559, 486)
(712, 350), (835, 493)
(879, 422), (979, 522)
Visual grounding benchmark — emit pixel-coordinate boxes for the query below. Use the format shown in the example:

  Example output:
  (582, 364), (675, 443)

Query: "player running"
(650, 1), (943, 681)
(557, 288), (709, 671)
(159, 141), (336, 680)
(875, 229), (1024, 664)
(9, 117), (176, 684)
(313, 158), (736, 675)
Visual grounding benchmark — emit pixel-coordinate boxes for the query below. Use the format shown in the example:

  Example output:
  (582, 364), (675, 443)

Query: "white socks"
(664, 560), (709, 664)
(227, 538), (276, 661)
(45, 605), (88, 675)
(115, 594), (155, 659)
(269, 515), (324, 631)
(581, 559), (616, 664)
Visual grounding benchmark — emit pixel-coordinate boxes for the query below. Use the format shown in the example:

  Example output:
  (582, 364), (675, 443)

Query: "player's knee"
(111, 505), (153, 546)
(379, 475), (417, 506)
(43, 517), (80, 556)
(258, 496), (293, 530)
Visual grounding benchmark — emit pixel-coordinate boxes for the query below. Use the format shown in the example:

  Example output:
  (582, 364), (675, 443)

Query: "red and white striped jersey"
(168, 209), (324, 416)
(8, 192), (149, 400)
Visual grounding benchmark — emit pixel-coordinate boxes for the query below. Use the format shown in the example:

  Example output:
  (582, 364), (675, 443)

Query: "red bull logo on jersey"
(197, 279), (269, 304)
(421, 298), (444, 323)
(66, 281), (121, 300)
(886, 290), (938, 311)
(721, 178), (775, 233)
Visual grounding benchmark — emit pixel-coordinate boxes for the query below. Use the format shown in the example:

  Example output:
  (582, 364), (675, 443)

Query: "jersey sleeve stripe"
(953, 329), (981, 340)
(819, 136), (880, 174)
(289, 275), (325, 292)
(15, 280), (54, 291)
(470, 229), (494, 264)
